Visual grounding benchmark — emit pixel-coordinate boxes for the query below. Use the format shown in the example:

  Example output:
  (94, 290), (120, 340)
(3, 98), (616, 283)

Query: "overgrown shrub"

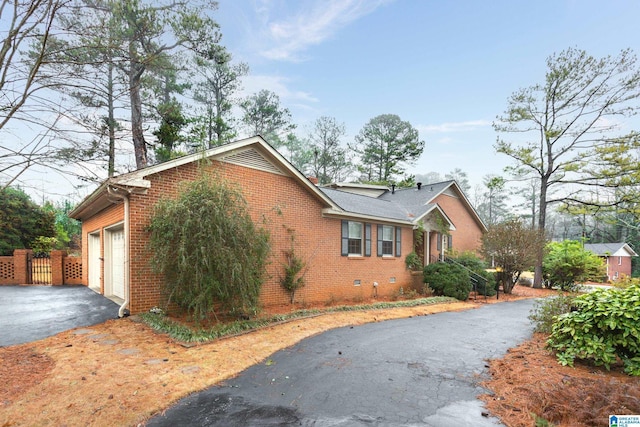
(450, 251), (496, 296)
(148, 176), (270, 321)
(528, 293), (576, 334)
(405, 251), (422, 271)
(423, 262), (471, 301)
(547, 284), (640, 375)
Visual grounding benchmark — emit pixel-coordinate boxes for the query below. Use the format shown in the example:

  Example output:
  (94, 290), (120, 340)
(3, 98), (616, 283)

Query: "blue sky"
(11, 0), (640, 204)
(213, 0), (640, 190)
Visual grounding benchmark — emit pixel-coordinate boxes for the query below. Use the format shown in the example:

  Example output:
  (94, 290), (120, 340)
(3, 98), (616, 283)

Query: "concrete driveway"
(0, 285), (120, 346)
(148, 299), (537, 427)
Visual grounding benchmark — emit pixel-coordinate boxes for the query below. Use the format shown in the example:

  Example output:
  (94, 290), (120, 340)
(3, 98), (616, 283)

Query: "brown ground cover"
(2, 286), (633, 427)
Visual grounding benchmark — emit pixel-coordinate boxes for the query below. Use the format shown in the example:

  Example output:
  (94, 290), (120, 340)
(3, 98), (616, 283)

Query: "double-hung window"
(377, 225), (402, 257)
(348, 222), (363, 255)
(381, 225), (394, 256)
(341, 221), (371, 256)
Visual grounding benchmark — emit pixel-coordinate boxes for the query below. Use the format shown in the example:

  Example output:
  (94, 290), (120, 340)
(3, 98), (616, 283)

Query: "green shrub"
(31, 236), (58, 256)
(528, 293), (576, 334)
(148, 176), (270, 322)
(450, 251), (496, 296)
(405, 251), (422, 271)
(423, 262), (471, 301)
(543, 240), (605, 291)
(613, 274), (640, 289)
(547, 284), (640, 375)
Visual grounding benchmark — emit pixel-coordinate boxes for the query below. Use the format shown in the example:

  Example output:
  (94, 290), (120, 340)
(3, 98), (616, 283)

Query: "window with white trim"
(377, 225), (402, 257)
(341, 221), (371, 256)
(381, 225), (394, 256)
(348, 222), (363, 255)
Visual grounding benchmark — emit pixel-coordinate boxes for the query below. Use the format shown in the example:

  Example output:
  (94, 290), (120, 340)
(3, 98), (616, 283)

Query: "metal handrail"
(429, 254), (491, 301)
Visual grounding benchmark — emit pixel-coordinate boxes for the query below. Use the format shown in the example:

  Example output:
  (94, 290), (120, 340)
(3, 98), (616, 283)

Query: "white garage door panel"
(111, 230), (125, 299)
(88, 233), (101, 291)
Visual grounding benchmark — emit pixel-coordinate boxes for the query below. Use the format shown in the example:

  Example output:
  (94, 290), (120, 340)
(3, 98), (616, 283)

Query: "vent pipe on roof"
(391, 184), (396, 194)
(417, 182), (422, 190)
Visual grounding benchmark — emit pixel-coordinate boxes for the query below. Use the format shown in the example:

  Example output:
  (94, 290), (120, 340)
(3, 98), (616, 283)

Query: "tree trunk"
(107, 61), (116, 177)
(533, 175), (548, 288)
(129, 57), (147, 169)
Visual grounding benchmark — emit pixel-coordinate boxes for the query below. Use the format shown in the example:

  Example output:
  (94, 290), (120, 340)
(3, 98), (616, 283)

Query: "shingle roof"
(319, 180), (455, 223)
(378, 181), (454, 220)
(584, 243), (638, 257)
(319, 188), (411, 221)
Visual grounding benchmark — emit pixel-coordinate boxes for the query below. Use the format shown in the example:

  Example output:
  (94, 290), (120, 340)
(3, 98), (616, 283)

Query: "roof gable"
(584, 243), (638, 257)
(70, 136), (336, 220)
(378, 180), (487, 231)
(218, 146), (286, 175)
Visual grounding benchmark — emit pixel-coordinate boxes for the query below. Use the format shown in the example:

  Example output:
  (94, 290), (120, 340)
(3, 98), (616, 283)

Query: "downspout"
(107, 185), (131, 318)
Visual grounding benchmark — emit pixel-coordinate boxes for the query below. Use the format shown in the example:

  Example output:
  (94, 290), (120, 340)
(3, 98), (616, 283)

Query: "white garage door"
(110, 229), (125, 299)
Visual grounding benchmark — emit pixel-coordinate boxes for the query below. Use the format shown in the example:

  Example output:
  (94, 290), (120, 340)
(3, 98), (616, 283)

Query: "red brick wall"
(124, 160), (414, 313)
(432, 192), (484, 256)
(607, 256), (633, 281)
(0, 256), (15, 285)
(78, 165), (489, 313)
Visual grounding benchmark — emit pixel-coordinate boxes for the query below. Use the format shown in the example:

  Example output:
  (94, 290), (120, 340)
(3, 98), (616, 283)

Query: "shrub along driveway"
(148, 299), (538, 426)
(0, 285), (119, 346)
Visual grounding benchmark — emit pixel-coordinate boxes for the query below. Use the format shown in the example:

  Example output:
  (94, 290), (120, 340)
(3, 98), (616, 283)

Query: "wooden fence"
(0, 249), (83, 286)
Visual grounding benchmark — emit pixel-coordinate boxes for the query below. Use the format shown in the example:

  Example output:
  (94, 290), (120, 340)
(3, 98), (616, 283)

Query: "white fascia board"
(414, 204), (456, 231)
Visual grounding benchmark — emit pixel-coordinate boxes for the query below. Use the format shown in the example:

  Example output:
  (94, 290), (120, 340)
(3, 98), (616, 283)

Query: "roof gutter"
(107, 185), (130, 318)
(321, 208), (414, 226)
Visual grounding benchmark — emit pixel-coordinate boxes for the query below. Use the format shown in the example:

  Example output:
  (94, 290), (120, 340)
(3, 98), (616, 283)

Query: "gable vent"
(220, 148), (285, 175)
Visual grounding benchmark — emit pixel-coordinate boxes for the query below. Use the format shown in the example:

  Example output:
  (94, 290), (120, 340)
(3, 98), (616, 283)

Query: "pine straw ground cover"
(0, 285), (624, 427)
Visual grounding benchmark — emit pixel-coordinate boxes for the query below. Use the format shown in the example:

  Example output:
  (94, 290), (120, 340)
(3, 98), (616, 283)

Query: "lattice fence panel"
(0, 258), (14, 281)
(64, 257), (83, 284)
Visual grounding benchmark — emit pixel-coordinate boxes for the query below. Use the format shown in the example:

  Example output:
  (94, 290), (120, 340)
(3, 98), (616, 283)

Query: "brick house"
(69, 136), (486, 316)
(583, 243), (637, 281)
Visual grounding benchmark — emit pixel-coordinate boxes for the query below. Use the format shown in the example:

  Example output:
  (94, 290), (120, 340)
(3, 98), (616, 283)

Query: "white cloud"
(433, 137), (454, 145)
(418, 120), (492, 133)
(258, 0), (394, 62)
(241, 74), (319, 104)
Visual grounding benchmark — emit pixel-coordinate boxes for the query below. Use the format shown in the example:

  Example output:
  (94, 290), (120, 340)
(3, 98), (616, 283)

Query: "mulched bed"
(0, 346), (54, 407)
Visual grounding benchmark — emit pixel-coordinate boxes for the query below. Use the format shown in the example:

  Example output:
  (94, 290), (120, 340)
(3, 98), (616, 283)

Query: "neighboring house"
(584, 243), (638, 281)
(69, 136), (486, 316)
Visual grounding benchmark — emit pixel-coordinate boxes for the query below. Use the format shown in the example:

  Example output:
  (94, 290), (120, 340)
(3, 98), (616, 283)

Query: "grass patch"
(140, 296), (457, 343)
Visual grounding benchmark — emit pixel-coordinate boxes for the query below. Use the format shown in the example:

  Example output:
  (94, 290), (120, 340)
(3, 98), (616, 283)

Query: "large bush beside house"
(543, 240), (605, 291)
(148, 176), (270, 321)
(449, 251), (496, 296)
(423, 262), (471, 301)
(547, 284), (640, 376)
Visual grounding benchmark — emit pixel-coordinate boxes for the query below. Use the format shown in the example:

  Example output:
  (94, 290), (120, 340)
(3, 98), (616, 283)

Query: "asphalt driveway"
(148, 299), (537, 427)
(0, 285), (120, 346)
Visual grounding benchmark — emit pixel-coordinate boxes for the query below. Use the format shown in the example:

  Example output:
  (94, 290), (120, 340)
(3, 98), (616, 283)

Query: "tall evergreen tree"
(308, 116), (351, 184)
(351, 114), (424, 184)
(192, 48), (248, 148)
(240, 90), (295, 148)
